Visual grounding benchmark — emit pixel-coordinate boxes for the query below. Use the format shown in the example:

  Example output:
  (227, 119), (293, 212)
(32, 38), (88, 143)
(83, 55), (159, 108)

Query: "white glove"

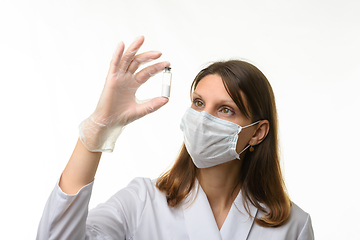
(79, 36), (170, 152)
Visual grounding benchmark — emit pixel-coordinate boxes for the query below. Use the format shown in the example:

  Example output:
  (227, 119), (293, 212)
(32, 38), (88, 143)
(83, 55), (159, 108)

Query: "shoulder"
(110, 177), (165, 205)
(87, 178), (168, 239)
(288, 202), (310, 226)
(90, 177), (164, 212)
(286, 202), (314, 239)
(124, 177), (162, 196)
(251, 202), (314, 240)
(267, 202), (314, 240)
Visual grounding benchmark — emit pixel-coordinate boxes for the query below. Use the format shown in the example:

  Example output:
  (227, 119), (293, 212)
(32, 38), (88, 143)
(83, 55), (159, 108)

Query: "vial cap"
(165, 67), (171, 72)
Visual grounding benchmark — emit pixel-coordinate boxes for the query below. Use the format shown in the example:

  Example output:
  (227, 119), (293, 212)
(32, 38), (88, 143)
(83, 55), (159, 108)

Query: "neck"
(197, 159), (242, 211)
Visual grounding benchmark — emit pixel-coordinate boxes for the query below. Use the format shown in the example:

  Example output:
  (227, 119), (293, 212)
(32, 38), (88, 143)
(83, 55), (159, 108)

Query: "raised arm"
(60, 36), (170, 194)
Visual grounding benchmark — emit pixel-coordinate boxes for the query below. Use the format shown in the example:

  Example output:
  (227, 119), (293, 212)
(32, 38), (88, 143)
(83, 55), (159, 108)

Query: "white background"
(1, 0), (359, 239)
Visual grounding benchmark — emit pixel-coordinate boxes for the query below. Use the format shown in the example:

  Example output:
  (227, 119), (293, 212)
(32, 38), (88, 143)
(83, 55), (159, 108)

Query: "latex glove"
(79, 36), (170, 152)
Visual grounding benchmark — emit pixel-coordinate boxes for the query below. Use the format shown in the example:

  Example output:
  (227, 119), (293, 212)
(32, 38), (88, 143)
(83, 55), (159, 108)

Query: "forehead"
(193, 74), (250, 113)
(193, 74), (231, 98)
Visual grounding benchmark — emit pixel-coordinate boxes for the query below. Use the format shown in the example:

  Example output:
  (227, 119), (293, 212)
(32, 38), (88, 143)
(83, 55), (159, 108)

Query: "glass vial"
(161, 67), (172, 97)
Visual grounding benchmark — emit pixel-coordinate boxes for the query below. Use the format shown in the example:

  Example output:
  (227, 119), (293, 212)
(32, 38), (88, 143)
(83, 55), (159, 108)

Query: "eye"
(220, 106), (235, 115)
(193, 99), (204, 108)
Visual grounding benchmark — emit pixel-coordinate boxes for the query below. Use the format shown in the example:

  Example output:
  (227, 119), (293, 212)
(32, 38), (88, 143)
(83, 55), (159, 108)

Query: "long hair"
(156, 60), (291, 227)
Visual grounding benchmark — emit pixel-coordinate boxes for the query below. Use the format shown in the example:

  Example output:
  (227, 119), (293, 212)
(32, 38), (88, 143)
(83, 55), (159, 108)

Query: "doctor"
(37, 36), (314, 240)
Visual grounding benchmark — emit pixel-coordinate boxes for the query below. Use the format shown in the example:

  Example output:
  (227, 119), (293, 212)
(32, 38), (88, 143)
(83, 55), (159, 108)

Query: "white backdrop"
(1, 0), (359, 239)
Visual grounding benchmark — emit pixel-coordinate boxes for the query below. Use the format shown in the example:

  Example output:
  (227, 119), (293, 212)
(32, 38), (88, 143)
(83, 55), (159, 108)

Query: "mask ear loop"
(238, 144), (251, 156)
(242, 120), (261, 129)
(238, 120), (261, 156)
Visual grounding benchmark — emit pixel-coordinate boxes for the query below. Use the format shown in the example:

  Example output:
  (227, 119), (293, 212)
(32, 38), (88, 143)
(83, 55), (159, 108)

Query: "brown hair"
(156, 60), (291, 227)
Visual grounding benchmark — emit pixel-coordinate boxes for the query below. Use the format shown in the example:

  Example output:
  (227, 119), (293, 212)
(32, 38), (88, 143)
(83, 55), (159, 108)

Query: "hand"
(79, 36), (170, 152)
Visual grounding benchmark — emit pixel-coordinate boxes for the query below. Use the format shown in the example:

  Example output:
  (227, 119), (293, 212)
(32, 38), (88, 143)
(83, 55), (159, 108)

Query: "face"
(191, 74), (257, 154)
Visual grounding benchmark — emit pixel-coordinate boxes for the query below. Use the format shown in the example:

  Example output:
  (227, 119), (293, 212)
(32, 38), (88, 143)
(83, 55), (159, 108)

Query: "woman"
(37, 36), (314, 239)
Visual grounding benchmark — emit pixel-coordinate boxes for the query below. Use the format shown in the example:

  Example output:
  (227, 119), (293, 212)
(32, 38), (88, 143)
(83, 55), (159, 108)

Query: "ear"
(248, 120), (269, 146)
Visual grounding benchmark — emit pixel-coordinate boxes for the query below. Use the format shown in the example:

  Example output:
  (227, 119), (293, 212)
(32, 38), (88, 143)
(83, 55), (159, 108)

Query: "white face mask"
(180, 108), (260, 168)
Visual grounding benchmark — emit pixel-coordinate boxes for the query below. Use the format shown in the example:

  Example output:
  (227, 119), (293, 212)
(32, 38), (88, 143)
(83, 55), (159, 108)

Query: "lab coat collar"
(220, 189), (258, 239)
(183, 179), (258, 240)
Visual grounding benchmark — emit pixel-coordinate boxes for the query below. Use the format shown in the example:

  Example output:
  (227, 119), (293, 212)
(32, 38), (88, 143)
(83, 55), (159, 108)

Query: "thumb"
(138, 97), (169, 117)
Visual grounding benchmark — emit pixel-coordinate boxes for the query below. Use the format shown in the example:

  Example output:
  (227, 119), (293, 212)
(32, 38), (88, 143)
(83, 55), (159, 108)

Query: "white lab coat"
(37, 177), (314, 240)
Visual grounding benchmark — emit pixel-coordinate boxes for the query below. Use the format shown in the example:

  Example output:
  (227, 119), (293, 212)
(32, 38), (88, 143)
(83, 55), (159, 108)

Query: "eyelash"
(192, 99), (235, 115)
(193, 99), (204, 107)
(220, 107), (235, 115)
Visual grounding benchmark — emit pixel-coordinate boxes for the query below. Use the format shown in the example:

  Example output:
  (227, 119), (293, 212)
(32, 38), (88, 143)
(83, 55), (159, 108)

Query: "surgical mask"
(180, 108), (260, 168)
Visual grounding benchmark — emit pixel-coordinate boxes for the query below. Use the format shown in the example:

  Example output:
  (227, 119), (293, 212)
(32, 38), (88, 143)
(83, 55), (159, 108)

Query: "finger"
(118, 36), (145, 72)
(134, 61), (171, 85)
(127, 51), (162, 74)
(137, 97), (169, 118)
(108, 42), (125, 75)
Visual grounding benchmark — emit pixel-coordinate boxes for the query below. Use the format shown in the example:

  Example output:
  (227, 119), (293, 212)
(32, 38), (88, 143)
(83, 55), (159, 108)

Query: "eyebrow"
(192, 91), (235, 104)
(192, 92), (201, 98)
